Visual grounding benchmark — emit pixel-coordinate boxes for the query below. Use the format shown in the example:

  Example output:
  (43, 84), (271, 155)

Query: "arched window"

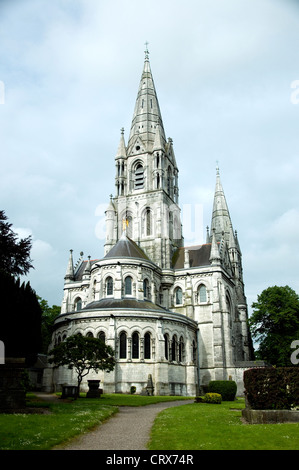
(226, 293), (233, 327)
(156, 154), (160, 168)
(98, 331), (105, 343)
(179, 336), (184, 362)
(164, 334), (169, 360)
(167, 166), (172, 194)
(106, 276), (113, 296)
(125, 276), (132, 296)
(145, 208), (151, 236)
(198, 285), (207, 303)
(171, 335), (177, 361)
(86, 332), (94, 337)
(132, 332), (139, 359)
(175, 287), (183, 305)
(144, 333), (151, 359)
(119, 332), (127, 359)
(134, 163), (144, 189)
(143, 278), (149, 299)
(158, 287), (163, 306)
(75, 297), (82, 311)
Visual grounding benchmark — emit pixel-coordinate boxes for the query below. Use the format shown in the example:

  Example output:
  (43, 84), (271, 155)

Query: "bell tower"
(105, 46), (183, 268)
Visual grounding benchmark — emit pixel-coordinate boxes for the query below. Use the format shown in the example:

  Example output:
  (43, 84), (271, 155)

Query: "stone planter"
(86, 380), (102, 398)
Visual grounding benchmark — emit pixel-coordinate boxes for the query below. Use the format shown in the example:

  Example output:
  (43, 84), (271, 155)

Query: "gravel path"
(52, 399), (194, 451)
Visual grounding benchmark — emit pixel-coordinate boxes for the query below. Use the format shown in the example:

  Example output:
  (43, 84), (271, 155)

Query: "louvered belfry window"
(134, 163), (144, 189)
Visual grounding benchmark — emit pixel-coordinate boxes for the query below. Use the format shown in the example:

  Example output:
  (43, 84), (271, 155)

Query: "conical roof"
(115, 128), (127, 159)
(104, 232), (150, 261)
(64, 249), (74, 280)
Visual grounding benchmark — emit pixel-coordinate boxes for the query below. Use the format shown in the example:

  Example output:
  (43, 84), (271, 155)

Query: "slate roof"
(84, 298), (168, 313)
(173, 244), (212, 269)
(74, 259), (99, 281)
(104, 233), (150, 261)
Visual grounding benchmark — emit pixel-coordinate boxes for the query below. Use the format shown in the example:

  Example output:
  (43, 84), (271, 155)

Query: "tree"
(0, 211), (41, 365)
(48, 334), (115, 393)
(1, 272), (42, 365)
(0, 210), (33, 277)
(249, 285), (299, 366)
(38, 297), (61, 354)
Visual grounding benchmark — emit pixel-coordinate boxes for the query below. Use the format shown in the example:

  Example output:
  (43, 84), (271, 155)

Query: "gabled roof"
(104, 232), (150, 261)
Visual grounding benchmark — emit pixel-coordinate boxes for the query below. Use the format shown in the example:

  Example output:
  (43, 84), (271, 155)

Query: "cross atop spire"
(144, 41), (149, 60)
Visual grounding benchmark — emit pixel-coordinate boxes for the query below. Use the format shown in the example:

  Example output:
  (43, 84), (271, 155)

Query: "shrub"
(204, 393), (222, 404)
(208, 380), (237, 401)
(244, 367), (299, 410)
(195, 393), (222, 404)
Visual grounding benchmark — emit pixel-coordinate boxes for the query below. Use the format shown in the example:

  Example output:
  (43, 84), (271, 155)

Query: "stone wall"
(242, 408), (299, 424)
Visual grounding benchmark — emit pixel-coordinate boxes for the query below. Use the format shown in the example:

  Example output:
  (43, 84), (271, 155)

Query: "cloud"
(1, 0), (299, 308)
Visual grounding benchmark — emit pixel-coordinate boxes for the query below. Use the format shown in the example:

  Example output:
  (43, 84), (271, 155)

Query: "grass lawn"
(2, 394), (299, 450)
(0, 393), (189, 450)
(148, 399), (299, 450)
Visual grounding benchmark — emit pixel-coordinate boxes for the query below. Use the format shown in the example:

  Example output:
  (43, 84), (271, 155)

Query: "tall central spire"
(127, 46), (166, 153)
(210, 166), (234, 244)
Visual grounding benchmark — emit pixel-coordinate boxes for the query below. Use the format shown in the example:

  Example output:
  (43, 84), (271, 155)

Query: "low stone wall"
(242, 408), (299, 424)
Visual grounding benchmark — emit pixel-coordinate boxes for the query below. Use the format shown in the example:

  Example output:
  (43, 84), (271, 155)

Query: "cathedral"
(45, 48), (254, 396)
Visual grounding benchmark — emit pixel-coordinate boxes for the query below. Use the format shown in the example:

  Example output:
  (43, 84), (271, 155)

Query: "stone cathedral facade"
(45, 50), (254, 396)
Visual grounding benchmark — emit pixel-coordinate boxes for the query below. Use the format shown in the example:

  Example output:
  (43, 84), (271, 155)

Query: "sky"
(1, 0), (299, 315)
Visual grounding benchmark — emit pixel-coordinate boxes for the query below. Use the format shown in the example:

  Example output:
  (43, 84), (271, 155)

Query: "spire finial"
(121, 127), (124, 135)
(216, 161), (220, 175)
(144, 41), (149, 60)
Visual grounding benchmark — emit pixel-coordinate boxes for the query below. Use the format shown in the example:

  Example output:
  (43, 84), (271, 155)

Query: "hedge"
(243, 367), (299, 410)
(208, 380), (237, 401)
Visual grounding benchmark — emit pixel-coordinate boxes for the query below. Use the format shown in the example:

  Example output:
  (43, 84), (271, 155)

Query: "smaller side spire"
(116, 128), (127, 159)
(65, 249), (74, 282)
(153, 122), (165, 151)
(206, 226), (210, 243)
(209, 229), (221, 265)
(84, 255), (91, 273)
(83, 256), (91, 280)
